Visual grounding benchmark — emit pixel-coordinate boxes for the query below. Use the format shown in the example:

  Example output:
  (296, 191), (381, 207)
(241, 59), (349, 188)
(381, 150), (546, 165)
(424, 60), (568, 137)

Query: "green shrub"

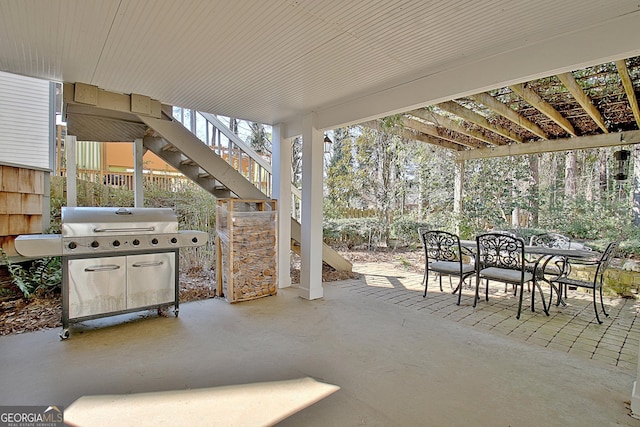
(1, 250), (62, 299)
(389, 216), (431, 246)
(323, 218), (386, 248)
(540, 197), (631, 241)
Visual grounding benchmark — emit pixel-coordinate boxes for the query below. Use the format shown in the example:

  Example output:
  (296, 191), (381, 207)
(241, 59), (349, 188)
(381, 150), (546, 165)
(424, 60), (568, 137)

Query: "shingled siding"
(0, 71), (52, 258)
(0, 165), (45, 256)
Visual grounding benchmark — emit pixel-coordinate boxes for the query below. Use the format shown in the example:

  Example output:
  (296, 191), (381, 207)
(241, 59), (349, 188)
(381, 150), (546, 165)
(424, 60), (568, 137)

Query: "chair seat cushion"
(553, 277), (599, 289)
(526, 264), (563, 276)
(430, 261), (475, 275)
(480, 267), (532, 283)
(541, 264), (563, 275)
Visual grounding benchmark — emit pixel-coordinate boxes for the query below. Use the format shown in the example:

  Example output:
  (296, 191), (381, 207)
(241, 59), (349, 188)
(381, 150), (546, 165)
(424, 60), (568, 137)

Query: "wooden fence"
(58, 168), (194, 192)
(339, 208), (380, 219)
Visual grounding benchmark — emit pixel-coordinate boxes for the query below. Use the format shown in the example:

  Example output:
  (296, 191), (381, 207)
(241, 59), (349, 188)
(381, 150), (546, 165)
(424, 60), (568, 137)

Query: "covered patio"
(0, 261), (638, 425)
(3, 0), (640, 300)
(3, 1), (640, 424)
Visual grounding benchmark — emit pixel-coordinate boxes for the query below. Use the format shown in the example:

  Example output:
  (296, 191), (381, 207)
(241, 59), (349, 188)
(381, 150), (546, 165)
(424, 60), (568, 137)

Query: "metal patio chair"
(550, 241), (619, 324)
(530, 232), (571, 249)
(528, 232), (571, 303)
(419, 229), (475, 305)
(491, 230), (519, 293)
(474, 233), (549, 319)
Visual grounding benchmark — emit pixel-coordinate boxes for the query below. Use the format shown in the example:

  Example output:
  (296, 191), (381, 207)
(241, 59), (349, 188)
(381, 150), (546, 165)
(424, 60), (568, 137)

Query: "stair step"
(140, 113), (352, 273)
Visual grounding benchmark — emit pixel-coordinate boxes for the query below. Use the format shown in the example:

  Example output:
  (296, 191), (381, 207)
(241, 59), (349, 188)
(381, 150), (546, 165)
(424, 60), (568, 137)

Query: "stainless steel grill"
(15, 207), (208, 339)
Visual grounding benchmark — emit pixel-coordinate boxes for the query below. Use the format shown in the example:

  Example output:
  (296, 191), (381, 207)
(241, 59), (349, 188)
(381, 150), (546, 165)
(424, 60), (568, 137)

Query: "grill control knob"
(90, 240), (100, 248)
(132, 239), (140, 246)
(192, 237), (198, 244)
(151, 238), (159, 245)
(112, 240), (120, 247)
(68, 242), (77, 250)
(170, 237), (178, 244)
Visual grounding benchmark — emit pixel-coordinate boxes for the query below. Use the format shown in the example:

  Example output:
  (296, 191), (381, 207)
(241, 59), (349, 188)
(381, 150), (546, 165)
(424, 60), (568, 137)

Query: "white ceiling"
(1, 1), (640, 132)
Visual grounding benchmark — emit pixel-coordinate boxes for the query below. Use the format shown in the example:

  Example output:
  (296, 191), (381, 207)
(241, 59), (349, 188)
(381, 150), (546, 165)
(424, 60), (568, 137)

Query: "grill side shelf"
(15, 234), (63, 257)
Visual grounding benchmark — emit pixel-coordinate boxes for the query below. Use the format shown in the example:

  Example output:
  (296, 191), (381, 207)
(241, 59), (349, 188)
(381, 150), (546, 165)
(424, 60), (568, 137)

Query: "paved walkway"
(341, 261), (640, 370)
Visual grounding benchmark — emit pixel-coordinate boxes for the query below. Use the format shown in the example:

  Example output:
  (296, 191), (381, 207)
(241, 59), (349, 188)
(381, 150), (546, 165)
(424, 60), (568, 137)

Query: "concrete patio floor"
(1, 261), (640, 426)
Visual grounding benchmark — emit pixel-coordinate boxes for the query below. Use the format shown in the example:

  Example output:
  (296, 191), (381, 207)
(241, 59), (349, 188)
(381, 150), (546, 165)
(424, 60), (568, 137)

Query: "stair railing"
(172, 107), (302, 221)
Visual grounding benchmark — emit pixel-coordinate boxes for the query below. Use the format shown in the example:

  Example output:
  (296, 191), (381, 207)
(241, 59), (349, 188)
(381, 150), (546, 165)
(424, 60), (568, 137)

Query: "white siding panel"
(0, 71), (51, 169)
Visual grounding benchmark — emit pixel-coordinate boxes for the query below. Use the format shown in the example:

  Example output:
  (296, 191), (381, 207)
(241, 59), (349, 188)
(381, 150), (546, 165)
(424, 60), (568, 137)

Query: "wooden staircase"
(61, 82), (351, 272)
(138, 111), (352, 272)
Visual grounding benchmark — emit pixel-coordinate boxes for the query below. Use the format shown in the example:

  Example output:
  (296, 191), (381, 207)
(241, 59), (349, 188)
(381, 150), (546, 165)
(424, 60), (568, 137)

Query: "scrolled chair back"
(596, 240), (619, 279)
(530, 233), (571, 249)
(476, 232), (525, 270)
(419, 229), (461, 263)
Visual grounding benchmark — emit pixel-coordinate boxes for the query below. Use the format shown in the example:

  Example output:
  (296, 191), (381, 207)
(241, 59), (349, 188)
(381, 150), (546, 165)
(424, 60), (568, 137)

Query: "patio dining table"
(459, 239), (599, 310)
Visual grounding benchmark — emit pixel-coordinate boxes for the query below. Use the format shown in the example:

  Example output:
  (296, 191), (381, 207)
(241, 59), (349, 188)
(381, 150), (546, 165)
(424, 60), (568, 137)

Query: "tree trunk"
(228, 118), (238, 135)
(585, 151), (594, 202)
(529, 154), (539, 227)
(511, 206), (521, 227)
(548, 152), (560, 212)
(633, 145), (640, 225)
(598, 148), (608, 200)
(564, 151), (577, 204)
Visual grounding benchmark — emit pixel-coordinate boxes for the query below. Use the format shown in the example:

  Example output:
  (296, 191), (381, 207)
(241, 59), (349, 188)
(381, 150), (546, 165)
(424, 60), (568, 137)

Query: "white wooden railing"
(171, 107), (302, 220)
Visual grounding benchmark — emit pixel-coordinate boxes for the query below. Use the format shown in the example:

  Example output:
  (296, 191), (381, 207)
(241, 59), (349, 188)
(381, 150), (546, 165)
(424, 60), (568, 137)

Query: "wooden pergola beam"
(509, 83), (577, 136)
(615, 59), (640, 128)
(402, 116), (483, 149)
(456, 129), (640, 161)
(557, 72), (609, 133)
(360, 120), (465, 151)
(407, 108), (501, 146)
(403, 127), (465, 151)
(469, 92), (549, 140)
(438, 101), (523, 144)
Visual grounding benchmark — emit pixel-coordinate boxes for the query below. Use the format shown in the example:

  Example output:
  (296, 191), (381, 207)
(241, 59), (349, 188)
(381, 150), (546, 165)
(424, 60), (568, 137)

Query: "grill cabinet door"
(126, 252), (175, 308)
(68, 257), (126, 319)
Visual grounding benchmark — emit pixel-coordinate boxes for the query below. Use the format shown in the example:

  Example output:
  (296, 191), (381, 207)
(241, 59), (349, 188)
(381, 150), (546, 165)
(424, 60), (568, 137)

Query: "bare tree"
(633, 145), (640, 225)
(528, 154), (539, 226)
(598, 148), (608, 198)
(564, 151), (578, 204)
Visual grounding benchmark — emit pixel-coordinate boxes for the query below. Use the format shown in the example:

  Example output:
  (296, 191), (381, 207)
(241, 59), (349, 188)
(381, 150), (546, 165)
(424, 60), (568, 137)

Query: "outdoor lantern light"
(323, 135), (333, 154)
(614, 149), (631, 180)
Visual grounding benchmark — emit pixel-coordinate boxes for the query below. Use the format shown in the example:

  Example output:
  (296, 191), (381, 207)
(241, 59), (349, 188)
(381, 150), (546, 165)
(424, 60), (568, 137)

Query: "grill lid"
(61, 207), (179, 237)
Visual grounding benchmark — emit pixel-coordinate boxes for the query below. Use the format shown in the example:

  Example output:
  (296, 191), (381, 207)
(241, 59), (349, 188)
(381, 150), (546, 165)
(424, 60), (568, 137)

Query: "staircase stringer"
(139, 114), (352, 272)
